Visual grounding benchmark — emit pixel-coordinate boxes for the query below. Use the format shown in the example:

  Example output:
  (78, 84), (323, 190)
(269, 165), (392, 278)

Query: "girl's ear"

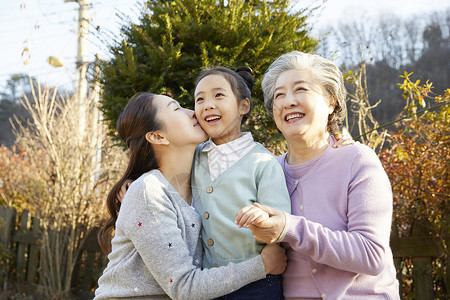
(239, 98), (251, 116)
(145, 131), (169, 145)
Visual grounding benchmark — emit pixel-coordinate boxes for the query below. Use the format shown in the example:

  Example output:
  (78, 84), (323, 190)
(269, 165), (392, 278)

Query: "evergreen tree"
(99, 0), (317, 146)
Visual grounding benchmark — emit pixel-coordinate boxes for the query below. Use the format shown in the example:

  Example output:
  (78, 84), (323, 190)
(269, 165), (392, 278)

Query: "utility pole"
(65, 0), (89, 135)
(65, 0), (102, 189)
(91, 55), (103, 182)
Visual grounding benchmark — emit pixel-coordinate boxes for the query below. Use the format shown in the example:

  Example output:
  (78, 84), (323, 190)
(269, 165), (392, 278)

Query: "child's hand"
(235, 204), (269, 228)
(116, 179), (133, 204)
(333, 133), (357, 148)
(261, 243), (287, 275)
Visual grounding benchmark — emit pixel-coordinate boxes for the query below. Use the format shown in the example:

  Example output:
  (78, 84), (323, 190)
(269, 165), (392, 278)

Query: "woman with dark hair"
(94, 93), (286, 300)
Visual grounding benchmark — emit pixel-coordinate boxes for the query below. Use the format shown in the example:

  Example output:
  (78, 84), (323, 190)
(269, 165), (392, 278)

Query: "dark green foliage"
(98, 0), (317, 145)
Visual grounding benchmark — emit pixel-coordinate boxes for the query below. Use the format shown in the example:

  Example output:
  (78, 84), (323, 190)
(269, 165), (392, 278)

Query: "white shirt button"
(321, 293), (327, 298)
(299, 205), (304, 210)
(294, 179), (299, 185)
(312, 268), (317, 273)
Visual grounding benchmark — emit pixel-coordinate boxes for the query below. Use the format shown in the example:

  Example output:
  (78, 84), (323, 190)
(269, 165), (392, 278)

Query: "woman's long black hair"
(98, 92), (161, 253)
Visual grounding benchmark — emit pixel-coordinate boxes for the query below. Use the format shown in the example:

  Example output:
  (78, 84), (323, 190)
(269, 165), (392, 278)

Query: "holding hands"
(235, 202), (286, 244)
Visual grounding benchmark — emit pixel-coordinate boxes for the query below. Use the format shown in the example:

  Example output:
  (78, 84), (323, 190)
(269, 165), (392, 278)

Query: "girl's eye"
(196, 97), (203, 103)
(215, 93), (224, 97)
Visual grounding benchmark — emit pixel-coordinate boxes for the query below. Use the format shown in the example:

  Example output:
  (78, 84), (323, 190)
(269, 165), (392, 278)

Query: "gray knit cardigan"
(94, 169), (265, 300)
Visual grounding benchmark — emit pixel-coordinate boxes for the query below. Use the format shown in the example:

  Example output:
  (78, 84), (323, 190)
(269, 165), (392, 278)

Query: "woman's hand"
(237, 203), (286, 244)
(116, 179), (133, 203)
(261, 243), (287, 275)
(333, 133), (356, 148)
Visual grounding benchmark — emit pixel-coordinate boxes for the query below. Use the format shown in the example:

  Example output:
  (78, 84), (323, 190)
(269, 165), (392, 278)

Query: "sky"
(0, 0), (448, 93)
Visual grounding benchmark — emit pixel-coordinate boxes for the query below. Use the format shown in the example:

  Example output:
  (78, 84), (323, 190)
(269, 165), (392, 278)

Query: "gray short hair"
(261, 51), (347, 133)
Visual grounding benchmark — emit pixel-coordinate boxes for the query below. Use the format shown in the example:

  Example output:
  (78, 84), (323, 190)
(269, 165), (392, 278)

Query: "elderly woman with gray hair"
(236, 51), (399, 299)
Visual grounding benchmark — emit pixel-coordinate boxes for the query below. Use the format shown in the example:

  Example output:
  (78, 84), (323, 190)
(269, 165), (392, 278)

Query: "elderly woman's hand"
(236, 202), (286, 244)
(333, 133), (357, 148)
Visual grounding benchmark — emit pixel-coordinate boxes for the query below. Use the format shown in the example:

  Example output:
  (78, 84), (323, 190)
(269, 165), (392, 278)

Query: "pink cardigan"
(278, 139), (399, 299)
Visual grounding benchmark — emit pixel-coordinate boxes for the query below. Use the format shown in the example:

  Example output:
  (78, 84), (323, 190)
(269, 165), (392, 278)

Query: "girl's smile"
(204, 114), (222, 124)
(194, 74), (249, 145)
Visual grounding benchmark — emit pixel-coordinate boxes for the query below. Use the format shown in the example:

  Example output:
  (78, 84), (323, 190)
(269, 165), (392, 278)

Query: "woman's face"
(153, 95), (207, 146)
(272, 69), (333, 142)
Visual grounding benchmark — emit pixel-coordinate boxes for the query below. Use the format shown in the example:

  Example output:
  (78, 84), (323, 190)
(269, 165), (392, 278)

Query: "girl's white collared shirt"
(202, 132), (256, 181)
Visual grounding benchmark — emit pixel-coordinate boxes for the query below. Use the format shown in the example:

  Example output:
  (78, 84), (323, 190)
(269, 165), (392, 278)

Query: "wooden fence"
(390, 222), (449, 299)
(0, 206), (448, 299)
(0, 207), (106, 299)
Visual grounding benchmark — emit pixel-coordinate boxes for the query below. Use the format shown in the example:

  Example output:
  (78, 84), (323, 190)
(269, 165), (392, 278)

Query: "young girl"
(94, 92), (287, 300)
(192, 67), (292, 299)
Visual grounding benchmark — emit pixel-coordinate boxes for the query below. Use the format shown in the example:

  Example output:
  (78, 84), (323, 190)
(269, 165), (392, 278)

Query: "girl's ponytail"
(235, 66), (254, 91)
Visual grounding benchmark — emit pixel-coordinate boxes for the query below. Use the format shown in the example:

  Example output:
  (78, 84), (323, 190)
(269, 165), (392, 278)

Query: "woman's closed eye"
(274, 92), (284, 99)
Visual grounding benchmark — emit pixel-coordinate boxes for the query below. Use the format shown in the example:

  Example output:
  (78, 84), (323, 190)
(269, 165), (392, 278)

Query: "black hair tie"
(235, 66), (255, 90)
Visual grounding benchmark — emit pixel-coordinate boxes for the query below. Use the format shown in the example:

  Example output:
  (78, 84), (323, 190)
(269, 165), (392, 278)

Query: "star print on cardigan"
(138, 222), (142, 227)
(170, 278), (173, 283)
(191, 223), (195, 228)
(168, 242), (173, 248)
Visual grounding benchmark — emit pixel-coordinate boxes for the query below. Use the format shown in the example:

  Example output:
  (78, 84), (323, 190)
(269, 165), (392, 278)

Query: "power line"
(0, 34), (76, 47)
(0, 10), (76, 24)
(0, 22), (73, 34)
(0, 0), (140, 87)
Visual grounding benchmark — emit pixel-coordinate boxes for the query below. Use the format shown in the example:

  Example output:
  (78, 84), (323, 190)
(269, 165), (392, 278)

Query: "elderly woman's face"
(272, 69), (333, 141)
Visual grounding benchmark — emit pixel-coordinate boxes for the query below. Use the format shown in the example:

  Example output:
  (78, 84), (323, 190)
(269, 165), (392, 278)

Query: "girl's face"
(153, 95), (207, 146)
(194, 74), (249, 145)
(272, 69), (333, 143)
